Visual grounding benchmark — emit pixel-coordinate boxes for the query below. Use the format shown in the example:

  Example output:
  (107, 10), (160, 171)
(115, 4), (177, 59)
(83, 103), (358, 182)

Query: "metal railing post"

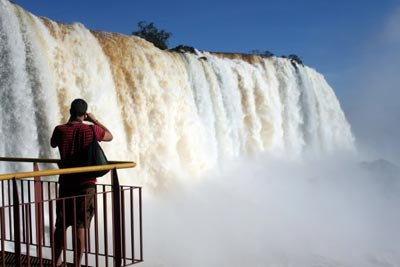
(33, 162), (44, 265)
(111, 168), (122, 266)
(139, 187), (143, 262)
(1, 207), (6, 267)
(0, 158), (139, 265)
(12, 178), (22, 267)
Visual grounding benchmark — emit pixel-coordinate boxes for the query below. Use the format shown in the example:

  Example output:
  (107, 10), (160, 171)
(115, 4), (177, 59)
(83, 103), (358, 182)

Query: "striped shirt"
(51, 122), (106, 186)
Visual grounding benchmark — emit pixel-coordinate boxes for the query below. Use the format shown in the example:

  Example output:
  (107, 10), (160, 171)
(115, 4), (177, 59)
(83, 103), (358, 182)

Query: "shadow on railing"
(0, 157), (142, 267)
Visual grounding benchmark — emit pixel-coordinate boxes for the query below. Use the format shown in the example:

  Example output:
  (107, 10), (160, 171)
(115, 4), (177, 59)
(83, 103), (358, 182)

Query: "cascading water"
(0, 0), (354, 186)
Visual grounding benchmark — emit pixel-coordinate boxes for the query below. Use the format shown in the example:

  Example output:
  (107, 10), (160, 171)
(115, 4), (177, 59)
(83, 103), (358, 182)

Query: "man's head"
(70, 98), (88, 117)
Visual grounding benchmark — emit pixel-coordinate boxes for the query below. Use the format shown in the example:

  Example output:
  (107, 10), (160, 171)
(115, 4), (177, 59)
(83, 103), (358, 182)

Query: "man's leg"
(74, 185), (95, 266)
(54, 193), (68, 266)
(73, 228), (86, 266)
(53, 227), (65, 266)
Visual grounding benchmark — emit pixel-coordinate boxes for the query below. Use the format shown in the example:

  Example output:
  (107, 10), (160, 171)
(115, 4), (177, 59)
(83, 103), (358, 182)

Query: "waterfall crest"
(0, 0), (354, 186)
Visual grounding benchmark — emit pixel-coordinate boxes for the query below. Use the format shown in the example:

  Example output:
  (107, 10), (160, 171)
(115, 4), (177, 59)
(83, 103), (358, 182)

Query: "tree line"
(132, 21), (304, 66)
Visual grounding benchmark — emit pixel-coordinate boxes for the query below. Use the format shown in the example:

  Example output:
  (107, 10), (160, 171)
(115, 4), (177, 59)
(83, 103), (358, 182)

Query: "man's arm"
(85, 113), (113, 141)
(50, 127), (59, 148)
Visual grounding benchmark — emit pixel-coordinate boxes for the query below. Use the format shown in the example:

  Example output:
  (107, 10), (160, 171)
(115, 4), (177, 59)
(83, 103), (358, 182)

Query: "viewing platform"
(0, 157), (142, 267)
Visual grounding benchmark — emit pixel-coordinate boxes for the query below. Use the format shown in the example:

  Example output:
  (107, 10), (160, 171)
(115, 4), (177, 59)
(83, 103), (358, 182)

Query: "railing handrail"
(0, 156), (143, 266)
(0, 156), (133, 164)
(0, 157), (136, 181)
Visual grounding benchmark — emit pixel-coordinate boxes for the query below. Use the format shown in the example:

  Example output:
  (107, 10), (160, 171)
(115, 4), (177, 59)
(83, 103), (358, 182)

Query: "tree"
(288, 54), (304, 66)
(132, 21), (172, 50)
(250, 49), (274, 58)
(170, 45), (196, 54)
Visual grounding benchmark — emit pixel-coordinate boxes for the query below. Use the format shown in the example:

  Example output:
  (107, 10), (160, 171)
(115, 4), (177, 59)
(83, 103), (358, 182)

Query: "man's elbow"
(103, 132), (113, 142)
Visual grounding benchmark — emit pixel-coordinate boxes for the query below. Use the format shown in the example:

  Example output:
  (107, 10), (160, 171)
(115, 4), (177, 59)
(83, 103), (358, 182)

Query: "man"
(50, 98), (113, 267)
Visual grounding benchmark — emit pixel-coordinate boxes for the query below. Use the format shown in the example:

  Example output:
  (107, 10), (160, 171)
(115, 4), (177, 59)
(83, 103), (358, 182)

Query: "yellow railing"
(0, 157), (142, 266)
(0, 157), (136, 180)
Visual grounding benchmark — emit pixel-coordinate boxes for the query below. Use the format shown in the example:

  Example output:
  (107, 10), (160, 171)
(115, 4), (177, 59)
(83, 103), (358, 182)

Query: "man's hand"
(84, 113), (97, 123)
(85, 113), (113, 141)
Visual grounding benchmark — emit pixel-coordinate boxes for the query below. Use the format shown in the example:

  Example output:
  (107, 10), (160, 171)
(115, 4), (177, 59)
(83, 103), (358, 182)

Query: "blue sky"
(10, 0), (400, 161)
(11, 0), (398, 86)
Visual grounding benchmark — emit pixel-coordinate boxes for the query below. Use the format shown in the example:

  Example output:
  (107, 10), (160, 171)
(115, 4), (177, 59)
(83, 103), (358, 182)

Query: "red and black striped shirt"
(51, 122), (105, 186)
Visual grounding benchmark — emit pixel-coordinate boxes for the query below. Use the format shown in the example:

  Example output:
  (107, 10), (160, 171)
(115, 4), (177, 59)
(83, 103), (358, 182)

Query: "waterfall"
(4, 2), (400, 267)
(0, 0), (354, 186)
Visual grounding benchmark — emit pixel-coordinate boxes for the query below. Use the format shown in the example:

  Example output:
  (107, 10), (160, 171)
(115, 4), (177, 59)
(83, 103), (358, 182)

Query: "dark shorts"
(55, 184), (96, 229)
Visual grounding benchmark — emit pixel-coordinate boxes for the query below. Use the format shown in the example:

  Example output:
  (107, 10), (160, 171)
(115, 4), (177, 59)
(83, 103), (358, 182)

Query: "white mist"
(142, 156), (400, 267)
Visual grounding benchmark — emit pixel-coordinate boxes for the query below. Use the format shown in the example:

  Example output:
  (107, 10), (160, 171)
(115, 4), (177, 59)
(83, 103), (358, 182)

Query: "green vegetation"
(132, 21), (172, 50)
(249, 49), (274, 58)
(131, 25), (304, 67)
(250, 49), (304, 66)
(288, 54), (304, 66)
(170, 45), (196, 54)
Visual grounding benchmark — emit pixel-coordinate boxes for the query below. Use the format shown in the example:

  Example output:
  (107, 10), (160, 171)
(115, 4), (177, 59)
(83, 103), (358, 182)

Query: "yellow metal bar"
(0, 157), (60, 163)
(0, 157), (133, 165)
(0, 162), (136, 181)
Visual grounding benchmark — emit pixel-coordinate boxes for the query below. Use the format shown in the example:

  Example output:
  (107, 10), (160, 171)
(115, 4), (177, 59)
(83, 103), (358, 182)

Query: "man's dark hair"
(70, 98), (88, 117)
